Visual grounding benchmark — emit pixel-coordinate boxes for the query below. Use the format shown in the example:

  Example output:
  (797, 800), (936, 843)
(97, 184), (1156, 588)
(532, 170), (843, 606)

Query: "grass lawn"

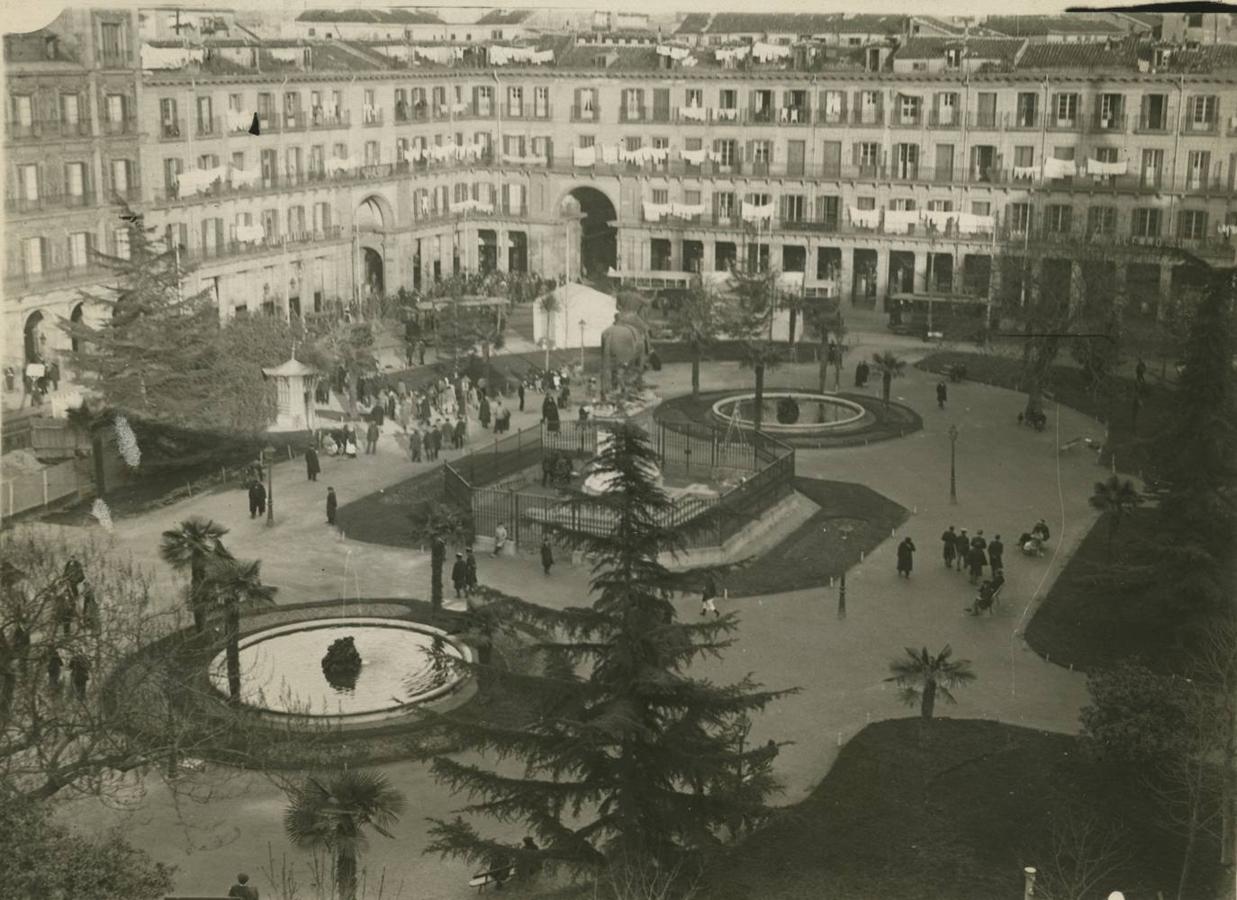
(334, 466), (446, 549)
(701, 718), (1219, 900)
(694, 477), (907, 598)
(916, 351), (1175, 480)
(1024, 507), (1180, 672)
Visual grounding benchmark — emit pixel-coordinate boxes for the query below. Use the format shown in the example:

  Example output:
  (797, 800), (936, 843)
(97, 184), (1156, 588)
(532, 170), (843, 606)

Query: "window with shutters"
(64, 162), (87, 202)
(820, 90), (844, 124)
(1087, 206), (1116, 235)
(933, 92), (958, 126)
(507, 86), (523, 117)
(685, 88), (703, 111)
(1096, 93), (1123, 130)
(782, 194), (806, 222)
(1045, 205), (1073, 234)
(1007, 203), (1032, 233)
(684, 189), (702, 206)
(1141, 148), (1164, 188)
(113, 227), (130, 260)
(889, 197), (916, 211)
(99, 22), (126, 63)
(110, 159), (130, 195)
(927, 199), (954, 212)
(856, 141), (880, 173)
(163, 158), (181, 196)
(1186, 150), (1210, 189)
(1131, 207), (1161, 238)
(1177, 208), (1207, 238)
(68, 232), (91, 268)
(1013, 146), (1034, 168)
(60, 93), (80, 126)
(364, 141), (379, 165)
(23, 237), (46, 274)
(159, 98), (180, 138)
(1187, 95), (1217, 131)
(714, 191), (736, 220)
(651, 188), (669, 205)
(714, 139), (737, 167)
(196, 96), (213, 134)
(652, 89), (670, 123)
(897, 94), (921, 126)
(815, 195), (840, 228)
(751, 139), (772, 164)
(1053, 93), (1078, 127)
(892, 143), (918, 179)
(971, 201), (991, 216)
(534, 86), (549, 117)
(1014, 92), (1038, 128)
(856, 196), (876, 210)
(857, 90), (880, 125)
(719, 89), (737, 111)
(623, 88), (643, 122)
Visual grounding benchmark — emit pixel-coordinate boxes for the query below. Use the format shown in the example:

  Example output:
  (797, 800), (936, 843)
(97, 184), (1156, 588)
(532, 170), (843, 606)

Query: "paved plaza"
(62, 327), (1104, 898)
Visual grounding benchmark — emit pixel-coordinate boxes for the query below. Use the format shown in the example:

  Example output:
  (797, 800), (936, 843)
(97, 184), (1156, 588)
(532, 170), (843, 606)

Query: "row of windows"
(10, 159), (135, 202)
(149, 84), (1235, 133)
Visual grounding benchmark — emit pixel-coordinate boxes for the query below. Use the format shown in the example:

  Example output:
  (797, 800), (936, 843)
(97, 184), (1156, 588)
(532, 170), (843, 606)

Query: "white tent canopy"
(533, 282), (618, 351)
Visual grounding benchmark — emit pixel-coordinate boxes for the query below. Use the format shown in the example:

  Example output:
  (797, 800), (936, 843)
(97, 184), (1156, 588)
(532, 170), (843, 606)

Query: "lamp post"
(948, 424), (958, 505)
(837, 522), (854, 620)
(1022, 867), (1036, 900)
(579, 318), (586, 369)
(264, 444), (275, 527)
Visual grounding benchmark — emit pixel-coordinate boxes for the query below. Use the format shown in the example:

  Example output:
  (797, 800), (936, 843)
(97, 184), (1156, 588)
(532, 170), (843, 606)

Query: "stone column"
(913, 251), (930, 293)
(874, 248), (891, 308)
(838, 245), (853, 305)
(1157, 262), (1173, 322)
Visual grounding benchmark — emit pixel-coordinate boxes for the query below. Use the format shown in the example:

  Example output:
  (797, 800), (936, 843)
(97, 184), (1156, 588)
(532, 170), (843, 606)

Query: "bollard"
(836, 731), (843, 747)
(860, 550), (864, 561)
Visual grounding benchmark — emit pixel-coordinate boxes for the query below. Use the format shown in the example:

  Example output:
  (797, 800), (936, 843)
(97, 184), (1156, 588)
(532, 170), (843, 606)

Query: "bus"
(887, 291), (992, 342)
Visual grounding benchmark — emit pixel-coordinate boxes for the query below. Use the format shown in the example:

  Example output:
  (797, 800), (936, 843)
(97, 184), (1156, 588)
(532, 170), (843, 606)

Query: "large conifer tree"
(425, 422), (793, 877)
(61, 205), (223, 426)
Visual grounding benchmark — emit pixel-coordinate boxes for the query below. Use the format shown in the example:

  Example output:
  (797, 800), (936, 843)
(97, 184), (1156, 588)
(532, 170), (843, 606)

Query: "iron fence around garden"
(444, 413), (795, 554)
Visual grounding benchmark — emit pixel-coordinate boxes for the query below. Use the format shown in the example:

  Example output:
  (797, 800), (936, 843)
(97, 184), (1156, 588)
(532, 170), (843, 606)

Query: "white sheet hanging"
(741, 202), (774, 222)
(921, 210), (955, 232)
(1043, 158), (1077, 179)
(1012, 165), (1038, 181)
(680, 148), (708, 165)
(229, 167), (260, 187)
(235, 224), (266, 244)
(601, 145), (620, 165)
(573, 145), (597, 167)
(672, 203), (707, 219)
(956, 213), (995, 235)
(883, 209), (919, 234)
(226, 109), (252, 132)
(849, 208), (881, 229)
(679, 106), (707, 123)
(1086, 158), (1128, 176)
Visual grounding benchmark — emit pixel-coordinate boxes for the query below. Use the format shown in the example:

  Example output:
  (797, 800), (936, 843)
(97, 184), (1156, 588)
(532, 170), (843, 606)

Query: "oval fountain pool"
(208, 617), (470, 724)
(711, 391), (869, 435)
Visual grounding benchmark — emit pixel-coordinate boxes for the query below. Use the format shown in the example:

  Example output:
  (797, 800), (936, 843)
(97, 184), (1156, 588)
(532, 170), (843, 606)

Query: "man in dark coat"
(81, 583), (100, 632)
(451, 553), (468, 598)
(988, 535), (1005, 574)
(953, 529), (970, 571)
(326, 487), (338, 525)
(518, 381), (526, 412)
(542, 393), (560, 433)
(540, 537), (554, 575)
(248, 480), (266, 519)
(305, 446), (321, 482)
(941, 526), (957, 568)
(967, 545), (986, 585)
(479, 394), (491, 429)
(464, 548), (478, 597)
(365, 420), (380, 455)
(439, 419), (453, 454)
(371, 398), (385, 427)
(453, 417), (466, 450)
(408, 428), (422, 462)
(228, 872), (259, 900)
(971, 530), (988, 555)
(936, 381), (947, 409)
(896, 537), (916, 578)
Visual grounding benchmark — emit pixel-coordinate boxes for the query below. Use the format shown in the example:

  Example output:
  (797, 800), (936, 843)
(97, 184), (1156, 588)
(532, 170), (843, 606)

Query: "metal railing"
(159, 119), (184, 140)
(4, 262), (112, 290)
(6, 190), (96, 213)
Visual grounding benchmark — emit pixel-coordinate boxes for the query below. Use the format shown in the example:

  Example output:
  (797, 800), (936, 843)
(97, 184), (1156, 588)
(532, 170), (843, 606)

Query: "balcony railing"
(184, 225), (346, 263)
(969, 111), (999, 130)
(1183, 118), (1218, 135)
(159, 119), (184, 141)
(196, 115), (218, 137)
(361, 108), (384, 127)
(1007, 110), (1040, 130)
(6, 190), (96, 213)
(643, 210), (998, 242)
(308, 110), (350, 130)
(1135, 113), (1170, 134)
(5, 261), (112, 290)
(849, 108), (884, 127)
(1046, 114), (1081, 131)
(7, 119), (93, 140)
(1090, 112), (1126, 133)
(99, 49), (131, 68)
(99, 115), (136, 136)
(282, 111), (307, 132)
(891, 109), (923, 128)
(928, 110), (961, 129)
(570, 105), (599, 122)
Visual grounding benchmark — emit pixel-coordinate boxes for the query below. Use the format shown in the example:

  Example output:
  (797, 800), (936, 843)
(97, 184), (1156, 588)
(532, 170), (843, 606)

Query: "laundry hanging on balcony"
(680, 147), (710, 165)
(679, 106), (708, 123)
(503, 153), (548, 166)
(451, 199), (494, 215)
(177, 167), (226, 195)
(1012, 165), (1038, 181)
(620, 146), (669, 166)
(1218, 224), (1237, 237)
(141, 44), (205, 70)
(225, 108), (252, 132)
(600, 145), (620, 165)
(326, 157), (358, 174)
(1043, 158), (1078, 179)
(413, 46), (457, 65)
(714, 45), (750, 63)
(920, 210), (955, 233)
(848, 207), (882, 229)
(752, 42), (792, 63)
(235, 224), (266, 244)
(956, 213), (995, 235)
(883, 209), (920, 234)
(229, 166), (260, 187)
(740, 202), (775, 223)
(642, 201), (671, 222)
(1085, 158), (1128, 176)
(572, 145), (597, 167)
(488, 45), (555, 66)
(656, 44), (692, 61)
(671, 203), (707, 219)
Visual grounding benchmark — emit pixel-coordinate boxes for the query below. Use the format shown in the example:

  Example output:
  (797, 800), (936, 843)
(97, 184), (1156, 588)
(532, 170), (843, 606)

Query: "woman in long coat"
(305, 446), (321, 482)
(896, 537), (916, 578)
(542, 393), (560, 433)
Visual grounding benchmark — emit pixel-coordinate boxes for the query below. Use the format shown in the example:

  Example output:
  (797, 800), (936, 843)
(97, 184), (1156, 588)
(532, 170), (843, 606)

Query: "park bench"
(469, 864), (517, 891)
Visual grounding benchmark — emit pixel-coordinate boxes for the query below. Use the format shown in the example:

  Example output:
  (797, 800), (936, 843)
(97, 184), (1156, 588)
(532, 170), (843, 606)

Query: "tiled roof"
(675, 13), (711, 34)
(1154, 42), (1237, 73)
(475, 9), (534, 26)
(985, 15), (1125, 37)
(1017, 37), (1139, 70)
(894, 37), (1024, 62)
(679, 13), (906, 36)
(295, 8), (444, 25)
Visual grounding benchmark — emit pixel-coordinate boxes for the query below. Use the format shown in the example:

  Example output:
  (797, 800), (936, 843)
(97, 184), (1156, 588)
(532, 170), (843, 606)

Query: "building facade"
(6, 9), (1237, 376)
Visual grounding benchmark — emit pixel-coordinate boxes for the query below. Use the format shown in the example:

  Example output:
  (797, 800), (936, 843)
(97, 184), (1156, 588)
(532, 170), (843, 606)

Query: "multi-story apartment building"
(4, 8), (141, 372)
(6, 10), (1237, 379)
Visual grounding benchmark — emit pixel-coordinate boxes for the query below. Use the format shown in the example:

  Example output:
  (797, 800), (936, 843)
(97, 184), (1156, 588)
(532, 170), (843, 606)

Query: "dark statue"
(321, 635), (362, 692)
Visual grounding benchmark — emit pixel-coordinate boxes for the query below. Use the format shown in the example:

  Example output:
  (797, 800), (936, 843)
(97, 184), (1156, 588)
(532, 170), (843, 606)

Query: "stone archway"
(362, 246), (384, 297)
(24, 310), (45, 363)
(356, 194), (393, 233)
(562, 186), (617, 280)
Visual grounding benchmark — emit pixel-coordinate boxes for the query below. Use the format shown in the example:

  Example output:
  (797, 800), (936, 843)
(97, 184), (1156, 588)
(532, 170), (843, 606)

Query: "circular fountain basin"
(711, 391), (869, 435)
(208, 617), (470, 725)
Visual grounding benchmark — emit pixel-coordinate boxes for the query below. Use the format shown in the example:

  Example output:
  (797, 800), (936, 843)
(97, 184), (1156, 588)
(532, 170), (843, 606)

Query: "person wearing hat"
(464, 548), (479, 597)
(970, 530), (988, 555)
(451, 553), (468, 598)
(326, 487), (338, 526)
(953, 529), (970, 572)
(228, 872), (259, 899)
(988, 534), (1005, 574)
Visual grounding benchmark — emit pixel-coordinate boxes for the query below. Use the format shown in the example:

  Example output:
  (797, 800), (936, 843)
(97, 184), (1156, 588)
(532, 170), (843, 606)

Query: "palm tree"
(159, 517), (232, 633)
(729, 266), (785, 433)
(538, 291), (560, 372)
(410, 502), (473, 616)
(805, 298), (846, 393)
(284, 769), (406, 900)
(203, 557), (276, 702)
(886, 645), (976, 720)
(1089, 475), (1143, 563)
(871, 351), (906, 407)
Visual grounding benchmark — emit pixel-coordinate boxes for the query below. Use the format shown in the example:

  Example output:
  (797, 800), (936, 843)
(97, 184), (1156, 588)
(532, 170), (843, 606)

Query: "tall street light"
(948, 424), (958, 505)
(264, 444), (276, 527)
(579, 318), (586, 370)
(837, 522), (854, 620)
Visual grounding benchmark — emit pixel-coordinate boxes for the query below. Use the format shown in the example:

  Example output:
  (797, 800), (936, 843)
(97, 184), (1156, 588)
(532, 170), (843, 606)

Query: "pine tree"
(425, 423), (794, 877)
(61, 205), (222, 427)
